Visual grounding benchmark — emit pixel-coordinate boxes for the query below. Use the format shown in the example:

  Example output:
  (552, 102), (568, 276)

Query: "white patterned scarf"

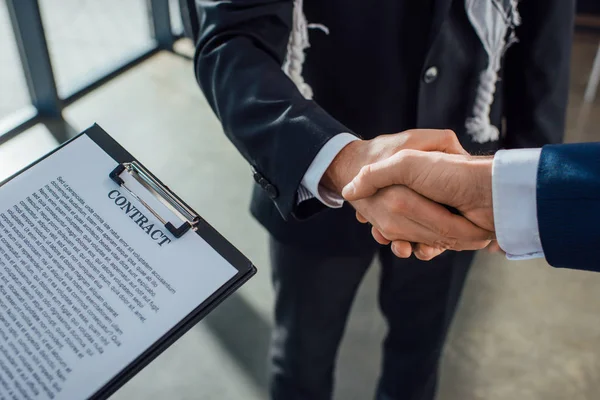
(282, 0), (522, 144)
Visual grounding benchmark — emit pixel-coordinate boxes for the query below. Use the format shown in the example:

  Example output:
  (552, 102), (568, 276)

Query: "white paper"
(0, 135), (237, 400)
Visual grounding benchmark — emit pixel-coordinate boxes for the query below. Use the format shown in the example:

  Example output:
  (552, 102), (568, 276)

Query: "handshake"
(322, 129), (497, 261)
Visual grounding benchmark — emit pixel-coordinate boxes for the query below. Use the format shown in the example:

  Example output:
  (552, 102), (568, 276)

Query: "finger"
(391, 241), (412, 258)
(343, 130), (467, 201)
(413, 213), (493, 249)
(373, 213), (461, 249)
(372, 226), (391, 245)
(407, 205), (494, 246)
(356, 211), (368, 224)
(412, 243), (446, 261)
(343, 152), (416, 201)
(380, 186), (494, 245)
(486, 241), (504, 253)
(353, 186), (492, 250)
(455, 239), (491, 251)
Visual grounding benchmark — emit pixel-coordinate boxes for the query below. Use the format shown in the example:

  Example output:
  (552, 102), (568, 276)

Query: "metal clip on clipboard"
(109, 162), (200, 238)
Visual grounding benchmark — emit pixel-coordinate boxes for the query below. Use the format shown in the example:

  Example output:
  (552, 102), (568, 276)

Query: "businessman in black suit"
(193, 1), (573, 399)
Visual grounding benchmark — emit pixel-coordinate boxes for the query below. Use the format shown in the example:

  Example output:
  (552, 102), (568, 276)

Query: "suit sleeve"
(502, 0), (575, 148)
(193, 0), (354, 220)
(537, 143), (600, 272)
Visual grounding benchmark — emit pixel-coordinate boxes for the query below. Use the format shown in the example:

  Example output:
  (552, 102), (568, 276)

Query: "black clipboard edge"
(80, 124), (258, 398)
(0, 123), (258, 399)
(81, 124), (258, 398)
(89, 265), (256, 400)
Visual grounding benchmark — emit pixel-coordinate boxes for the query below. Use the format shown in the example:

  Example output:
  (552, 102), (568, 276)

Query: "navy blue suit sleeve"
(537, 143), (600, 271)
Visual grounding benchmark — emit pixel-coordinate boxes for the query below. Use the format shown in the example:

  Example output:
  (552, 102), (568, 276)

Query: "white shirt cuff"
(298, 133), (360, 208)
(492, 149), (544, 260)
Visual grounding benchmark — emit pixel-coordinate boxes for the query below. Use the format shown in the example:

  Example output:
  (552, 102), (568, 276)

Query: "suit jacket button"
(424, 66), (438, 83)
(265, 184), (278, 199)
(253, 171), (263, 184)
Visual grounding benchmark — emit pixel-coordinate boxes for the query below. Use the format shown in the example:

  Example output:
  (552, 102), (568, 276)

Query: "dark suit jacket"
(193, 0), (573, 254)
(538, 143), (600, 272)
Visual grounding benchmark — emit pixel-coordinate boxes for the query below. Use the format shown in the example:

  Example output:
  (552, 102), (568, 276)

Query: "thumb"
(343, 130), (465, 201)
(341, 164), (383, 201)
(342, 151), (417, 201)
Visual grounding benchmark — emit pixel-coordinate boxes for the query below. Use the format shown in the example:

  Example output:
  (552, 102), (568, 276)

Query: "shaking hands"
(321, 129), (496, 260)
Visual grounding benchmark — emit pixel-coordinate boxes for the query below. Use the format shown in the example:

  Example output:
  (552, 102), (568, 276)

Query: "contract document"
(0, 124), (256, 399)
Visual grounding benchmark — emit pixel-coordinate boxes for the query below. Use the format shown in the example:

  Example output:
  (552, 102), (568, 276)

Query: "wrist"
(321, 140), (371, 195)
(471, 157), (493, 209)
(466, 156), (495, 231)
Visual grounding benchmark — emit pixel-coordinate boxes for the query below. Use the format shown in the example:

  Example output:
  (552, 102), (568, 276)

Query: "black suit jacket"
(193, 0), (573, 254)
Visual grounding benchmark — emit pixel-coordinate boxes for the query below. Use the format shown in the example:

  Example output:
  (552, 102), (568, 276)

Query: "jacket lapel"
(427, 0), (454, 48)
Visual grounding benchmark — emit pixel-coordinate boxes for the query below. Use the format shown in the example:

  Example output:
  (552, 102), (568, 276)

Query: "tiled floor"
(0, 24), (600, 400)
(565, 32), (600, 143)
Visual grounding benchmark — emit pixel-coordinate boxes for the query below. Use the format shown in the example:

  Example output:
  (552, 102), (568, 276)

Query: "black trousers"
(268, 237), (474, 400)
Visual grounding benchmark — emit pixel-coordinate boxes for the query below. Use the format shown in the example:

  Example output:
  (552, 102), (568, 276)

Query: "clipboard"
(0, 124), (257, 399)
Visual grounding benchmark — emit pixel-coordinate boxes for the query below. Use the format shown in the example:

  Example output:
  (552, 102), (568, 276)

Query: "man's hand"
(321, 129), (468, 195)
(321, 130), (493, 257)
(342, 148), (496, 258)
